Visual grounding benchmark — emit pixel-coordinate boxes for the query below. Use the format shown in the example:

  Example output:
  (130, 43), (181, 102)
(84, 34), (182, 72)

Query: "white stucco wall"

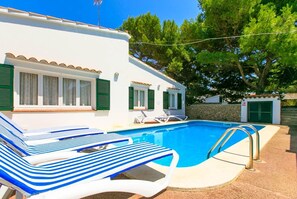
(241, 97), (281, 124)
(204, 95), (221, 103)
(0, 8), (186, 130)
(128, 57), (186, 117)
(0, 12), (129, 72)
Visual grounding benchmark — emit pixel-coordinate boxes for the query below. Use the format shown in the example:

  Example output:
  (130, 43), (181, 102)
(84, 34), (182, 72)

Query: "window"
(43, 75), (58, 105)
(20, 72), (38, 105)
(134, 89), (146, 108)
(169, 93), (177, 109)
(164, 90), (182, 110)
(129, 85), (154, 110)
(17, 71), (93, 109)
(80, 80), (91, 106)
(169, 93), (176, 108)
(63, 78), (76, 106)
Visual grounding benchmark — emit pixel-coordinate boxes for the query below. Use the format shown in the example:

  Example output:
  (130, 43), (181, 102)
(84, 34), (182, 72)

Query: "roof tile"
(6, 53), (101, 74)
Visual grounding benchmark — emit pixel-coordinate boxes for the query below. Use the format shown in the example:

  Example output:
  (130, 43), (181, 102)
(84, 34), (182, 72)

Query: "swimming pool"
(112, 121), (264, 168)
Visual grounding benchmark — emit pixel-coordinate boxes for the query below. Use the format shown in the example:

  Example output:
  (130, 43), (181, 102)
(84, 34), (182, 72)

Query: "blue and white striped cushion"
(22, 128), (104, 141)
(26, 133), (130, 155)
(0, 125), (129, 156)
(0, 113), (24, 138)
(0, 113), (91, 136)
(0, 113), (101, 141)
(0, 125), (29, 155)
(0, 142), (173, 196)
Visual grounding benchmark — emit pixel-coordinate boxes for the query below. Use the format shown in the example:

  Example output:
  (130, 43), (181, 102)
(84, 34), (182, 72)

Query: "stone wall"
(186, 104), (241, 122)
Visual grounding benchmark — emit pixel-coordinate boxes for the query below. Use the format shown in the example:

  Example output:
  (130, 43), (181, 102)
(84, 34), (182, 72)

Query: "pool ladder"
(207, 124), (260, 170)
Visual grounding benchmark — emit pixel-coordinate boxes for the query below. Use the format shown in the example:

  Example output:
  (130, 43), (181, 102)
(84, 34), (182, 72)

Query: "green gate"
(248, 101), (273, 123)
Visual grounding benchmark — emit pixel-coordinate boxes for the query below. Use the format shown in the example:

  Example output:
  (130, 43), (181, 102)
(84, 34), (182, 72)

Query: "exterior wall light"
(114, 72), (119, 81)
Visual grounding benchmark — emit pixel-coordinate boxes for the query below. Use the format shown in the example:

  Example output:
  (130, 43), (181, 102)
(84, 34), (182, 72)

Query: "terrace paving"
(86, 125), (297, 199)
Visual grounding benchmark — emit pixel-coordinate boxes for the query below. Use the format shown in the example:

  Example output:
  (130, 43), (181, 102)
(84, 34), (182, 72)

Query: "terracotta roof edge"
(6, 52), (101, 74)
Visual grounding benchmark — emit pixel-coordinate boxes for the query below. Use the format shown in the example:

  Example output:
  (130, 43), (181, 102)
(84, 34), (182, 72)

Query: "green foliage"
(261, 0), (297, 14)
(199, 0), (260, 37)
(197, 0), (297, 94)
(119, 13), (162, 68)
(283, 85), (297, 93)
(197, 51), (238, 65)
(119, 0), (297, 104)
(240, 5), (297, 56)
(120, 13), (211, 104)
(268, 65), (297, 92)
(282, 100), (297, 107)
(240, 4), (297, 92)
(119, 13), (186, 71)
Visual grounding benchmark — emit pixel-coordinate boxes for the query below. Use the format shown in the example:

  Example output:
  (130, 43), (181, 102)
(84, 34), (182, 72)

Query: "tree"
(120, 13), (211, 104)
(119, 1), (297, 104)
(197, 0), (297, 94)
(240, 4), (297, 93)
(119, 13), (162, 69)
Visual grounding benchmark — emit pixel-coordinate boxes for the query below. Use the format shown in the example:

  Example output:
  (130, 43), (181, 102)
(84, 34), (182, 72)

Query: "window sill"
(133, 107), (147, 111)
(13, 107), (95, 112)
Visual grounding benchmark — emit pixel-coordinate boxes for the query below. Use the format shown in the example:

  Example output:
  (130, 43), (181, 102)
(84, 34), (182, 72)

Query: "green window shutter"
(177, 93), (182, 109)
(128, 87), (134, 110)
(96, 78), (110, 110)
(148, 89), (155, 110)
(0, 64), (14, 111)
(163, 91), (169, 109)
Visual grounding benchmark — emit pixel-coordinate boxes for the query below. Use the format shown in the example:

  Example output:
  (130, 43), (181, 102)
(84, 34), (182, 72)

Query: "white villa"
(0, 7), (186, 130)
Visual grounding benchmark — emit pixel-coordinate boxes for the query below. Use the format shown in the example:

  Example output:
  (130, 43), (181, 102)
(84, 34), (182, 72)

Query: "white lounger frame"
(28, 150), (178, 199)
(0, 143), (178, 199)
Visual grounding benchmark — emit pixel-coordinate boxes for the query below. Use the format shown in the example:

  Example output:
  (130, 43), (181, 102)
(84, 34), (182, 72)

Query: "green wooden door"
(248, 101), (273, 123)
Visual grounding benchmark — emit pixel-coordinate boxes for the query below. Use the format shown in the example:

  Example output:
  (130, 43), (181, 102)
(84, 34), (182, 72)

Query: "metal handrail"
(207, 127), (254, 169)
(238, 124), (260, 160)
(218, 129), (237, 151)
(207, 128), (235, 159)
(217, 125), (260, 160)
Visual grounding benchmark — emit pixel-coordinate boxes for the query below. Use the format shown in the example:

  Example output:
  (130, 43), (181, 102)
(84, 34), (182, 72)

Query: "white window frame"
(168, 90), (178, 110)
(132, 85), (149, 110)
(14, 67), (95, 111)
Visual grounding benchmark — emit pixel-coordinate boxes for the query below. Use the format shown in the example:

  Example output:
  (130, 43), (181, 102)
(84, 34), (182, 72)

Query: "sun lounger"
(159, 114), (188, 122)
(22, 128), (106, 145)
(0, 141), (178, 198)
(0, 125), (131, 164)
(135, 115), (164, 124)
(135, 111), (188, 124)
(0, 112), (105, 143)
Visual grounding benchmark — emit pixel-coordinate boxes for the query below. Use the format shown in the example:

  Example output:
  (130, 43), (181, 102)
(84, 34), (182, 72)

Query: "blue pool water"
(112, 121), (264, 168)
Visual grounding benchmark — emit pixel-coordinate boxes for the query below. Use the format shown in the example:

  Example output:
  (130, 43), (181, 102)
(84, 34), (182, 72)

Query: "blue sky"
(0, 0), (200, 29)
